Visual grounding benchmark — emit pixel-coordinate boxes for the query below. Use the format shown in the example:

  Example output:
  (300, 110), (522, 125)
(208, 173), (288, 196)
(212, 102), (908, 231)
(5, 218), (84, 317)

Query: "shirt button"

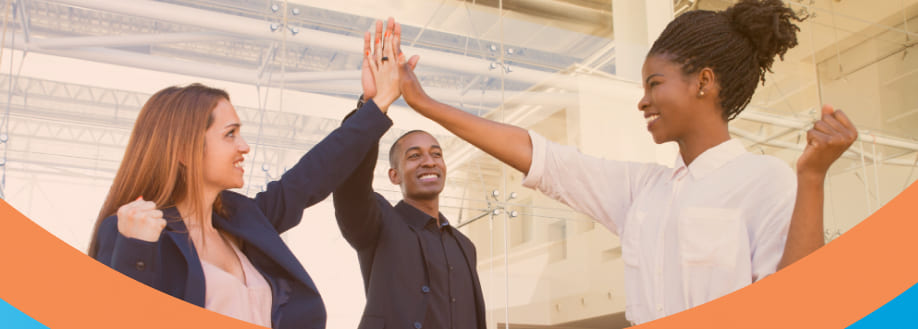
(451, 297), (456, 303)
(449, 265), (454, 271)
(656, 305), (663, 312)
(414, 321), (422, 329)
(135, 261), (146, 271)
(421, 285), (430, 293)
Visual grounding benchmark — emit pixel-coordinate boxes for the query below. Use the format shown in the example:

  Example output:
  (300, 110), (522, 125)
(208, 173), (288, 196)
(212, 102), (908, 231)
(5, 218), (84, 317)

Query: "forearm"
(256, 101), (391, 231)
(332, 122), (383, 249)
(412, 96), (533, 173)
(778, 173), (826, 270)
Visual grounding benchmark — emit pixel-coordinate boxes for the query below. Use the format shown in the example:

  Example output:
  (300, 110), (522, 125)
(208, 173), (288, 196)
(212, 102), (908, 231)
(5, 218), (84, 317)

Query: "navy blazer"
(93, 101), (392, 329)
(332, 130), (487, 329)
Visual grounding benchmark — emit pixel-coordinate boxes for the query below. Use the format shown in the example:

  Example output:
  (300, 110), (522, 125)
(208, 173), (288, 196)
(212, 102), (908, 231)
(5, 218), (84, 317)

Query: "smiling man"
(332, 128), (486, 329)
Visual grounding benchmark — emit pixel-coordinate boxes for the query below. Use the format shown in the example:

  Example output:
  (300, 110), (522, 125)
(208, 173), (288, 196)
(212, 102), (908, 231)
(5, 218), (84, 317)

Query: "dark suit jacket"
(332, 125), (487, 329)
(93, 101), (392, 329)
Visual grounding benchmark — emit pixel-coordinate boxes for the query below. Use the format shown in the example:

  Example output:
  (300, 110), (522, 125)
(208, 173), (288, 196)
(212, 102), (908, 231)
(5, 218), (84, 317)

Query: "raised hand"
(116, 197), (166, 242)
(367, 17), (400, 113)
(360, 20), (383, 102)
(797, 104), (858, 179)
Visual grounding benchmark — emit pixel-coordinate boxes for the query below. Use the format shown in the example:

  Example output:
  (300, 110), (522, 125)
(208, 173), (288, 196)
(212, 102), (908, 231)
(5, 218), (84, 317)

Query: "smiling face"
(202, 99), (250, 194)
(638, 55), (709, 144)
(388, 131), (446, 201)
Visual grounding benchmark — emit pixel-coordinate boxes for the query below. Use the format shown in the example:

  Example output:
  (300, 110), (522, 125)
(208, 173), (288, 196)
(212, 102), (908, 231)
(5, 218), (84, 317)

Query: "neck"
(403, 196), (440, 223)
(176, 188), (219, 232)
(677, 120), (730, 166)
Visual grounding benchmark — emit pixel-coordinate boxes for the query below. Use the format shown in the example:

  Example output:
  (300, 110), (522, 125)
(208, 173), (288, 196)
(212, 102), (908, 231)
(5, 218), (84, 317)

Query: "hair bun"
(724, 0), (803, 74)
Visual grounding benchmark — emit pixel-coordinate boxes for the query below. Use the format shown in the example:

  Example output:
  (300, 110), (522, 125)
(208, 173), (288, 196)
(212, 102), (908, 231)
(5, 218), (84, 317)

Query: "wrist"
(372, 95), (392, 113)
(797, 170), (827, 185)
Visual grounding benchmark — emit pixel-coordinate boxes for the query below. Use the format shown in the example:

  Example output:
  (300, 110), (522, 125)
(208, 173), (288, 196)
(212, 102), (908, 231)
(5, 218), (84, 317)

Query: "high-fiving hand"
(363, 17), (401, 113)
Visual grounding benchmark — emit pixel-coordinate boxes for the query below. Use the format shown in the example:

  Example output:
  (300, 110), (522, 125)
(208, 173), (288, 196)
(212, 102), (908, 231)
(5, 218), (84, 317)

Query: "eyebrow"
(224, 123), (241, 130)
(404, 145), (442, 155)
(645, 73), (663, 85)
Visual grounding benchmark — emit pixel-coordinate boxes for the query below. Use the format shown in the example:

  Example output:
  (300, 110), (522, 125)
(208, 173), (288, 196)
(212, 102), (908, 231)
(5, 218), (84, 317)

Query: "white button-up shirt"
(522, 131), (796, 324)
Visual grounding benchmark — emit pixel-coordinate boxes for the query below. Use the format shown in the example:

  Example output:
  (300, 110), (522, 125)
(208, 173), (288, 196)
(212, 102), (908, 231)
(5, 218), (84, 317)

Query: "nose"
(238, 136), (250, 154)
(420, 154), (436, 167)
(637, 94), (650, 112)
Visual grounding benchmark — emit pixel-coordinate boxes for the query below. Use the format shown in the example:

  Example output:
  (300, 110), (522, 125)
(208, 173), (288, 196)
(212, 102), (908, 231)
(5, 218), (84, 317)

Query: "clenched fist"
(117, 197), (166, 242)
(797, 104), (858, 179)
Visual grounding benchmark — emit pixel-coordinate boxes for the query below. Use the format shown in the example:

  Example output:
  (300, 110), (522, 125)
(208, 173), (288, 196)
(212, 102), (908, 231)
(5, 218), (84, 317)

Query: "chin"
(410, 190), (442, 200)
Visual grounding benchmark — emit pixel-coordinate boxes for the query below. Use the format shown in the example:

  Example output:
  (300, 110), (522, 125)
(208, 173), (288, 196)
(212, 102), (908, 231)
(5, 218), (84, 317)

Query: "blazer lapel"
(212, 211), (319, 294)
(162, 207), (206, 306)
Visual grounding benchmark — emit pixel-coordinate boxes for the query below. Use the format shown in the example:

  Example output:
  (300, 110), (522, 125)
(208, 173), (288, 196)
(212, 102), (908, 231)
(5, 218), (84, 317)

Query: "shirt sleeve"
(521, 130), (664, 236)
(747, 158), (797, 282)
(254, 100), (392, 234)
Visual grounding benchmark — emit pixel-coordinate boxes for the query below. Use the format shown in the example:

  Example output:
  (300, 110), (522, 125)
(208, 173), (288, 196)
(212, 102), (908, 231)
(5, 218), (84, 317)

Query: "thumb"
(408, 55), (420, 70)
(820, 104), (835, 120)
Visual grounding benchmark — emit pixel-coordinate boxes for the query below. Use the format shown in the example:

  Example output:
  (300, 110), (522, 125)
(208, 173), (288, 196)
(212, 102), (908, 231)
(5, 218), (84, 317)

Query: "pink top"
(201, 241), (273, 328)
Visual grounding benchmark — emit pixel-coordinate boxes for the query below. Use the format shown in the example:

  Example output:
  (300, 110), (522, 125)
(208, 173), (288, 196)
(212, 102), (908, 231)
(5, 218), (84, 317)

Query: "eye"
(407, 153), (420, 159)
(432, 151), (442, 158)
(648, 81), (660, 88)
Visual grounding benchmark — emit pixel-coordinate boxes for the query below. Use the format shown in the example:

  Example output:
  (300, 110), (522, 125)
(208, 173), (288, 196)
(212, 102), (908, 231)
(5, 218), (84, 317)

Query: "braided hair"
(648, 0), (804, 121)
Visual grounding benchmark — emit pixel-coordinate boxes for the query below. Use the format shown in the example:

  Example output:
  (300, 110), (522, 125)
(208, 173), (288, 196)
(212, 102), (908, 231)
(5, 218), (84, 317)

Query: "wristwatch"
(356, 93), (366, 110)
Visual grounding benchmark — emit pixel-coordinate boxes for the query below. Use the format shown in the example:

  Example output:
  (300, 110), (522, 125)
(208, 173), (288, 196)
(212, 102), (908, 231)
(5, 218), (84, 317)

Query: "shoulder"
(220, 190), (251, 203)
(736, 153), (796, 193)
(220, 190), (257, 210)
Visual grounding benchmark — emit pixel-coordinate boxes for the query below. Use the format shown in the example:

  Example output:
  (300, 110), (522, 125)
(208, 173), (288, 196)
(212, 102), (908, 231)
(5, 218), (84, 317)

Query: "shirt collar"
(395, 200), (449, 230)
(672, 139), (747, 180)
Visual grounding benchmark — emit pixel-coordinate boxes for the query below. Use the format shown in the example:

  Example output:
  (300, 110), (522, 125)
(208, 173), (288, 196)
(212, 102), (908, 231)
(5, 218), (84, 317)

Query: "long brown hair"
(88, 83), (230, 257)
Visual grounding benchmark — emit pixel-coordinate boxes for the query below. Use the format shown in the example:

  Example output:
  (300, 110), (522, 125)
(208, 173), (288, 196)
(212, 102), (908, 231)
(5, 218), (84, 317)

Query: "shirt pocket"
(678, 207), (741, 269)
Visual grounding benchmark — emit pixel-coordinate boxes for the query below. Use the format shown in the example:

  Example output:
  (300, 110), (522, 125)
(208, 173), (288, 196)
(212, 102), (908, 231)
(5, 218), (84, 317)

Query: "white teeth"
(234, 161), (243, 168)
(645, 114), (660, 124)
(420, 174), (437, 179)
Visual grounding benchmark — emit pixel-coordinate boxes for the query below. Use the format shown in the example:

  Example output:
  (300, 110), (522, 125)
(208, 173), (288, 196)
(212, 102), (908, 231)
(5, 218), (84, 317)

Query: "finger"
(363, 31), (371, 58)
(818, 104), (844, 133)
(374, 20), (383, 57)
(386, 17), (395, 41)
(805, 130), (827, 150)
(394, 22), (402, 56)
(820, 104), (835, 119)
(134, 200), (156, 211)
(367, 51), (378, 74)
(832, 109), (857, 132)
(152, 217), (167, 230)
(812, 120), (838, 136)
(820, 111), (846, 134)
(150, 209), (164, 220)
(385, 29), (397, 62)
(382, 18), (393, 54)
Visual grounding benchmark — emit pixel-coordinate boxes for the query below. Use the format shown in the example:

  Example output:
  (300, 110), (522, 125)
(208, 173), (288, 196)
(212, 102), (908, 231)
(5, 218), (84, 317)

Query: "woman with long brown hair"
(88, 19), (403, 329)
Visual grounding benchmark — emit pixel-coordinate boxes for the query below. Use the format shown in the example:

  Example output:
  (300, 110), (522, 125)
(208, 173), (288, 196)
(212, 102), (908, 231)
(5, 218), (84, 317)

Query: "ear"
(388, 168), (400, 185)
(697, 67), (717, 97)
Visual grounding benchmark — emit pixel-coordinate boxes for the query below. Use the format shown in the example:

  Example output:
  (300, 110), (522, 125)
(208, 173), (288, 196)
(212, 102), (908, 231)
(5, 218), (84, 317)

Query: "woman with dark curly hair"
(396, 0), (857, 324)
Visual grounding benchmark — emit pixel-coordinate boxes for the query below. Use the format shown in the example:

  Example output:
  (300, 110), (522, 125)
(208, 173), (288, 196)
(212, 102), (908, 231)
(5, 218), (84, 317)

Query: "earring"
(698, 90), (705, 97)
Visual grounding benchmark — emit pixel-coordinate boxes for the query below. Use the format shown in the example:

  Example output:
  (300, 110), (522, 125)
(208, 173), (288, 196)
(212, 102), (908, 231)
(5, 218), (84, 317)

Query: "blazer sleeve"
(93, 215), (160, 287)
(332, 131), (385, 251)
(254, 100), (392, 234)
